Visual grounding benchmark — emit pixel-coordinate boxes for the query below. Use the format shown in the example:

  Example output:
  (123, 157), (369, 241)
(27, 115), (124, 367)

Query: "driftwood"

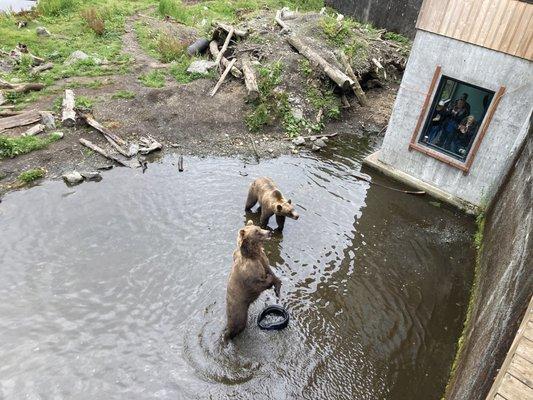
(82, 114), (132, 157)
(287, 36), (353, 91)
(0, 91), (5, 106)
(79, 138), (137, 168)
(208, 41), (242, 79)
(213, 22), (248, 39)
(241, 54), (259, 101)
(0, 110), (22, 117)
(178, 155), (184, 172)
(336, 51), (368, 107)
(352, 173), (426, 196)
(61, 89), (76, 127)
(214, 27), (234, 69)
(138, 136), (162, 155)
(0, 79), (45, 93)
(31, 62), (53, 75)
(210, 58), (236, 96)
(0, 110), (41, 130)
(275, 10), (291, 33)
(22, 123), (45, 137)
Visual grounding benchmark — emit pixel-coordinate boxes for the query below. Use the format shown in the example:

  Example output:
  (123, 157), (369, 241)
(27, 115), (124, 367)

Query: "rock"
(62, 171), (83, 185)
(40, 112), (55, 130)
(311, 144), (320, 152)
(36, 26), (50, 36)
(64, 50), (89, 66)
(268, 149), (274, 153)
(292, 136), (305, 146)
(187, 60), (216, 75)
(315, 138), (327, 148)
(291, 107), (303, 120)
(309, 136), (317, 142)
(291, 149), (299, 154)
(321, 136), (329, 142)
(80, 171), (102, 182)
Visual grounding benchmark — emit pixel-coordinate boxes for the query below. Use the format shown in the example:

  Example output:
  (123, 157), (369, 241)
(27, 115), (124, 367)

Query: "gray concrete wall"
(379, 30), (533, 207)
(444, 123), (532, 400)
(325, 0), (423, 38)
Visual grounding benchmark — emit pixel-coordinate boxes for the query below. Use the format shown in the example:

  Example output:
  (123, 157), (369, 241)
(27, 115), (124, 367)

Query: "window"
(418, 76), (495, 162)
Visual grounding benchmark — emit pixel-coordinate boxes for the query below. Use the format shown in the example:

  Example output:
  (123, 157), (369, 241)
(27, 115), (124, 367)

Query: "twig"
(247, 134), (260, 162)
(215, 27), (234, 69)
(352, 173), (426, 196)
(210, 58), (236, 96)
(275, 10), (291, 33)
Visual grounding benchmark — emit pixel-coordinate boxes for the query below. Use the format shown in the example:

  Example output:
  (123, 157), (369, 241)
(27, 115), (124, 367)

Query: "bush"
(156, 33), (187, 63)
(37, 0), (77, 16)
(81, 7), (105, 36)
(18, 168), (46, 183)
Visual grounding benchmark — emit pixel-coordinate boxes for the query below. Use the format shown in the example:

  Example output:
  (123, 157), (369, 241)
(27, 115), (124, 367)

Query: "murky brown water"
(0, 137), (475, 399)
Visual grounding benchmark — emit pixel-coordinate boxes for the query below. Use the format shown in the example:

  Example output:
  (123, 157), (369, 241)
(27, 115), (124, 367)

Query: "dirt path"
(122, 15), (167, 72)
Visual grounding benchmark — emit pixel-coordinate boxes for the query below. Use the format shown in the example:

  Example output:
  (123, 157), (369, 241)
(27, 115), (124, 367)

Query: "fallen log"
(22, 123), (45, 137)
(61, 89), (76, 127)
(209, 41), (242, 79)
(138, 136), (162, 155)
(0, 79), (45, 93)
(81, 114), (132, 157)
(79, 138), (137, 168)
(0, 110), (22, 117)
(336, 51), (367, 107)
(275, 9), (291, 33)
(214, 27), (234, 69)
(213, 22), (248, 39)
(241, 54), (259, 101)
(0, 110), (41, 130)
(31, 62), (53, 75)
(287, 36), (353, 91)
(210, 58), (236, 96)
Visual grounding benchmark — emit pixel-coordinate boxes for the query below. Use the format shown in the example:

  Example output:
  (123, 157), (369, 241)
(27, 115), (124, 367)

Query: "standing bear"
(224, 220), (282, 342)
(245, 177), (299, 231)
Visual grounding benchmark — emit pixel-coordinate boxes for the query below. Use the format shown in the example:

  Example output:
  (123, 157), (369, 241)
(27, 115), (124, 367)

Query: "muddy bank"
(444, 126), (532, 399)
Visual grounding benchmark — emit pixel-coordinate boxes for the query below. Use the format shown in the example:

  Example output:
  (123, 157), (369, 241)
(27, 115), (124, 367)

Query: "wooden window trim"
(408, 65), (506, 174)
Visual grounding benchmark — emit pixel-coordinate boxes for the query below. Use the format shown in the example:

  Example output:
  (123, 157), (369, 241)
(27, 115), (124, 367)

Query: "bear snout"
(291, 212), (299, 220)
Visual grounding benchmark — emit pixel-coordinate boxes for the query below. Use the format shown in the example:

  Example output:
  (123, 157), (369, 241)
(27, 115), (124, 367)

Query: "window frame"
(408, 65), (506, 174)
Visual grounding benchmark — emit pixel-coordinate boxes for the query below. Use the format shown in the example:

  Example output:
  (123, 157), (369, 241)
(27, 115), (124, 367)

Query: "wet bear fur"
(223, 221), (281, 342)
(245, 177), (299, 231)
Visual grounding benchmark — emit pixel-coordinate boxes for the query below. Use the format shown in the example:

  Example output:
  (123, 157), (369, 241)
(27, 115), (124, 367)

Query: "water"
(0, 137), (475, 399)
(0, 0), (35, 13)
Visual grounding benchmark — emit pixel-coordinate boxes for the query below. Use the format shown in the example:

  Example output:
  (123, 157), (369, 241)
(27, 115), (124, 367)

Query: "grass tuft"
(75, 95), (94, 112)
(139, 70), (166, 88)
(0, 133), (62, 159)
(80, 7), (106, 35)
(37, 0), (77, 16)
(156, 32), (187, 63)
(18, 168), (46, 183)
(112, 90), (136, 99)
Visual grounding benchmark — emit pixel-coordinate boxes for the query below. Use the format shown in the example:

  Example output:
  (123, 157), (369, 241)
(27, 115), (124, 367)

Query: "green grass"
(298, 58), (313, 78)
(139, 70), (166, 88)
(0, 132), (63, 159)
(112, 89), (135, 99)
(18, 168), (46, 183)
(307, 85), (340, 119)
(75, 95), (94, 111)
(383, 31), (410, 45)
(37, 0), (78, 17)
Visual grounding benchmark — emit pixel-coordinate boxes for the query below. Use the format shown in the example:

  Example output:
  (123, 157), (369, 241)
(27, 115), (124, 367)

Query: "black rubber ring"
(257, 305), (290, 330)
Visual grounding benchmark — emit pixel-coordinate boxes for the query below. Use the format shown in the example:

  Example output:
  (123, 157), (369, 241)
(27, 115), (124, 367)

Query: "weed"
(383, 31), (410, 45)
(0, 133), (62, 158)
(37, 0), (77, 16)
(18, 168), (46, 183)
(298, 59), (313, 78)
(245, 103), (271, 132)
(81, 7), (105, 35)
(112, 90), (135, 99)
(75, 95), (94, 112)
(307, 86), (340, 119)
(139, 70), (166, 88)
(156, 32), (187, 63)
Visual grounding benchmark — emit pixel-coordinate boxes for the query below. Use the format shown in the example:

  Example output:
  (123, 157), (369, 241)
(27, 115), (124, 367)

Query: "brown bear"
(245, 177), (299, 231)
(223, 220), (282, 342)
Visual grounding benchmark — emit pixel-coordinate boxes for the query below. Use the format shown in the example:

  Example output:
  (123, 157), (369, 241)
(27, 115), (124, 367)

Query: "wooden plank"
(494, 395), (506, 400)
(509, 9), (533, 56)
(525, 321), (533, 342)
(517, 13), (533, 59)
(498, 373), (533, 400)
(500, 2), (526, 54)
(488, 1), (517, 50)
(471, 0), (495, 44)
(453, 0), (475, 41)
(0, 110), (41, 130)
(516, 337), (533, 363)
(508, 354), (533, 388)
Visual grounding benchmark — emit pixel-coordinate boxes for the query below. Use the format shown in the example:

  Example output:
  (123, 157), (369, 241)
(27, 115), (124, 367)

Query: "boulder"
(80, 171), (102, 182)
(40, 112), (55, 130)
(187, 60), (216, 75)
(62, 171), (83, 185)
(311, 144), (320, 152)
(292, 136), (305, 146)
(64, 50), (89, 66)
(36, 27), (50, 36)
(315, 138), (327, 148)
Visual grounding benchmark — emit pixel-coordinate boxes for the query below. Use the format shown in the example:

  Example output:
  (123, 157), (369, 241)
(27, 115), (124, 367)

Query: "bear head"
(272, 190), (299, 220)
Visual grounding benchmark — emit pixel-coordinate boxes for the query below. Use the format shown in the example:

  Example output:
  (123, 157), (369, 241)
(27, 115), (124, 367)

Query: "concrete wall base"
(363, 150), (479, 214)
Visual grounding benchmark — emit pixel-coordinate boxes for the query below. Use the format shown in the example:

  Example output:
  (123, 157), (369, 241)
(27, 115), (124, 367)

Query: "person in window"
(440, 98), (469, 149)
(452, 115), (477, 156)
(425, 99), (449, 144)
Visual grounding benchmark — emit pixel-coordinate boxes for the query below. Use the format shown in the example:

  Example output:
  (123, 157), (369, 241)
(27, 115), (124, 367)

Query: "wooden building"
(365, 0), (533, 212)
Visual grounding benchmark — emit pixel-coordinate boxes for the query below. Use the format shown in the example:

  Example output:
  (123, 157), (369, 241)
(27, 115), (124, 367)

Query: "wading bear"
(245, 177), (299, 231)
(224, 221), (282, 342)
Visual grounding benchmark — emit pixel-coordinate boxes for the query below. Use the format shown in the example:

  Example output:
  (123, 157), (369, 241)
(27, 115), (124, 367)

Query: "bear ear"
(287, 199), (292, 204)
(246, 220), (254, 226)
(276, 204), (283, 212)
(272, 190), (283, 200)
(239, 229), (246, 237)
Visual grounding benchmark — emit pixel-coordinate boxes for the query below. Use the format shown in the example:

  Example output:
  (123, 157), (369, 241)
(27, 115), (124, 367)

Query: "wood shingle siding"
(417, 0), (533, 60)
